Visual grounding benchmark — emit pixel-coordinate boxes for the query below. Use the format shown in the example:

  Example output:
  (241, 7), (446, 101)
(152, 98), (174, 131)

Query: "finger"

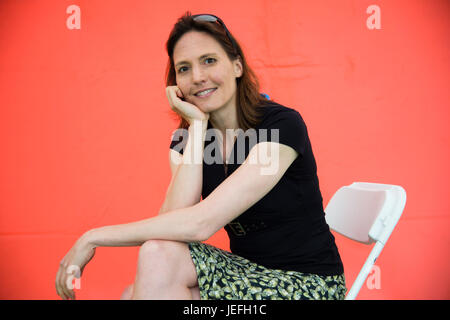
(166, 86), (177, 98)
(58, 263), (75, 300)
(165, 86), (173, 103)
(56, 266), (68, 300)
(168, 86), (179, 104)
(59, 270), (72, 300)
(55, 267), (63, 299)
(175, 87), (184, 99)
(166, 87), (177, 110)
(63, 267), (76, 300)
(168, 89), (185, 115)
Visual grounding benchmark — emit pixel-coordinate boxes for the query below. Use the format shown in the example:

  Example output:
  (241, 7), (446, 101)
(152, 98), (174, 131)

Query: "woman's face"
(173, 31), (243, 114)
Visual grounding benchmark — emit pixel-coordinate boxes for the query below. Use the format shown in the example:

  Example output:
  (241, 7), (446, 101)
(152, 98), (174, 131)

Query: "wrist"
(188, 119), (208, 140)
(80, 229), (100, 249)
(189, 118), (208, 130)
(184, 120), (207, 165)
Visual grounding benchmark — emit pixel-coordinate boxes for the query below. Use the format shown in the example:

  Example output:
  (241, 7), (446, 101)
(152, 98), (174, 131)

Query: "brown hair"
(165, 11), (269, 131)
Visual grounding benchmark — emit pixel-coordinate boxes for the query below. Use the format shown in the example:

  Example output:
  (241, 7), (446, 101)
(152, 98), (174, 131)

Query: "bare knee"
(139, 240), (191, 262)
(120, 284), (134, 300)
(138, 240), (163, 258)
(136, 240), (198, 287)
(138, 240), (177, 266)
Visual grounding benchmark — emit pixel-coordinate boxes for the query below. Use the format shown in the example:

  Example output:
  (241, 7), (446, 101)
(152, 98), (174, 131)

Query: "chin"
(202, 104), (223, 114)
(194, 99), (217, 112)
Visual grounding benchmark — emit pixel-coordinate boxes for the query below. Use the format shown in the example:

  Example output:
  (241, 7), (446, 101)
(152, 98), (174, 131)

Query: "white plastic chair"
(324, 182), (407, 300)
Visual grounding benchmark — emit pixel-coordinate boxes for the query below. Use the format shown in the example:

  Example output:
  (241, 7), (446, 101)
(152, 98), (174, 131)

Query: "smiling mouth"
(194, 88), (217, 97)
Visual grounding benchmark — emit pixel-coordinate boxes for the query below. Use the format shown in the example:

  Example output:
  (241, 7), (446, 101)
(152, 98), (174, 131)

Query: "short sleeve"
(261, 109), (307, 158)
(169, 128), (189, 155)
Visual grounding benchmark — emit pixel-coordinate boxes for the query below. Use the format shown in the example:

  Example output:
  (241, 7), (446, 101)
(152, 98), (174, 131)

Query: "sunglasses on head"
(192, 14), (238, 54)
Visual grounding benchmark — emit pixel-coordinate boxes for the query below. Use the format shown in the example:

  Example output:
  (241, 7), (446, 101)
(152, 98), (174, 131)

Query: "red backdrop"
(0, 0), (448, 299)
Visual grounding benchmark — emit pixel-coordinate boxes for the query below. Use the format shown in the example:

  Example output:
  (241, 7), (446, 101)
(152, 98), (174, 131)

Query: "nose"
(191, 65), (206, 84)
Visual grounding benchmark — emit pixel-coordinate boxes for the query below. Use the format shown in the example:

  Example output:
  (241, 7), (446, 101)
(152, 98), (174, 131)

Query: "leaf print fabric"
(188, 242), (347, 300)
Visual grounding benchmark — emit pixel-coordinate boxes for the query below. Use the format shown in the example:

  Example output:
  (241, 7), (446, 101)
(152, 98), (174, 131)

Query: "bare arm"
(159, 120), (207, 215)
(83, 205), (204, 247)
(80, 120), (208, 247)
(83, 142), (298, 247)
(56, 88), (210, 300)
(159, 85), (209, 216)
(196, 142), (299, 240)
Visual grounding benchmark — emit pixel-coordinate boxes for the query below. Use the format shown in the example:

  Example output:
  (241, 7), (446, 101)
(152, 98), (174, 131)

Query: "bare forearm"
(84, 121), (209, 247)
(85, 205), (204, 248)
(159, 120), (207, 214)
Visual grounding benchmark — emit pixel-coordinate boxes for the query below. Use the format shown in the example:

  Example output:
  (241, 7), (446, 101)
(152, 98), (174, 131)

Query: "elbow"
(192, 208), (214, 242)
(194, 220), (213, 242)
(189, 201), (220, 242)
(195, 230), (209, 242)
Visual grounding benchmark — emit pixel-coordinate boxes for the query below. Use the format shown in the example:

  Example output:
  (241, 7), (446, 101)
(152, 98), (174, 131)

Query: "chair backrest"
(324, 182), (407, 299)
(325, 182), (406, 244)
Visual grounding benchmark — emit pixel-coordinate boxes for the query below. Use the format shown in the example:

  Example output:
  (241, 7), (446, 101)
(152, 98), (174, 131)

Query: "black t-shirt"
(169, 101), (344, 276)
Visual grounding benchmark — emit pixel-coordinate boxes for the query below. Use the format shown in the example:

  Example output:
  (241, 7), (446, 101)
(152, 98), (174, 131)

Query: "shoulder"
(255, 101), (305, 129)
(253, 101), (309, 157)
(258, 100), (300, 111)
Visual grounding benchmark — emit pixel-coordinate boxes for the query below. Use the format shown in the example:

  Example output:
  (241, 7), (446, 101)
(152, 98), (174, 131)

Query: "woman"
(55, 12), (346, 300)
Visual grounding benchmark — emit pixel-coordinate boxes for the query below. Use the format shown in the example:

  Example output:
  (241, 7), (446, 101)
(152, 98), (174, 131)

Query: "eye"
(204, 57), (216, 64)
(177, 66), (188, 73)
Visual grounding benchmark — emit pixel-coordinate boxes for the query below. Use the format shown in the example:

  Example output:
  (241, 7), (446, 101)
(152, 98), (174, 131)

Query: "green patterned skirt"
(188, 242), (347, 300)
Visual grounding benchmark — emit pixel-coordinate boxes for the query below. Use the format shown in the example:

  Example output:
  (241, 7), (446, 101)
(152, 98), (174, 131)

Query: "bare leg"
(129, 240), (200, 300)
(120, 283), (200, 300)
(120, 284), (134, 300)
(190, 285), (201, 300)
